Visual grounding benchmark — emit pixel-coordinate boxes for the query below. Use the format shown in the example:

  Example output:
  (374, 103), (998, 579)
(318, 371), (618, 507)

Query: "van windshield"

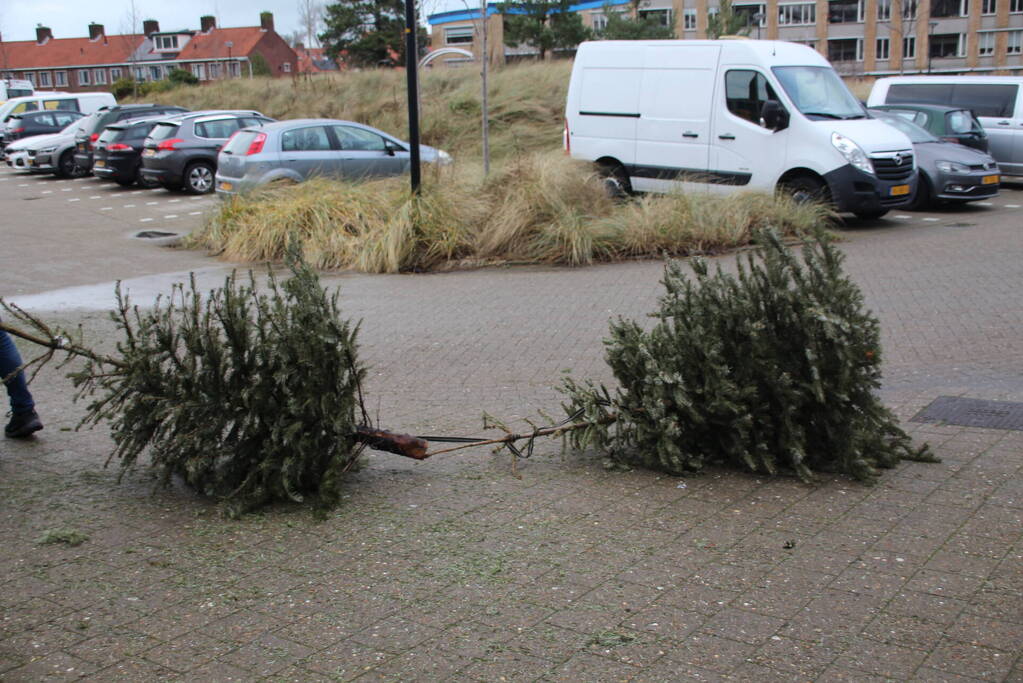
(772, 66), (866, 120)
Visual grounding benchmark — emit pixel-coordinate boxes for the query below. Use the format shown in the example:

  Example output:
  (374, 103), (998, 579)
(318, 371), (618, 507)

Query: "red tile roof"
(0, 35), (144, 69)
(173, 27), (266, 60)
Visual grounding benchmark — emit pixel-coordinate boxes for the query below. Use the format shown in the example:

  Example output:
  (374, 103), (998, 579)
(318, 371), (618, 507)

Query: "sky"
(0, 0), (462, 44)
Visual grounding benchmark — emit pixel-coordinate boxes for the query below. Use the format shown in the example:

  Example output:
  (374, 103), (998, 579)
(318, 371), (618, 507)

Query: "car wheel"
(906, 174), (933, 211)
(853, 208), (889, 220)
(136, 166), (160, 189)
(115, 177), (135, 187)
(183, 162), (215, 194)
(599, 162), (632, 199)
(780, 175), (829, 205)
(56, 150), (83, 178)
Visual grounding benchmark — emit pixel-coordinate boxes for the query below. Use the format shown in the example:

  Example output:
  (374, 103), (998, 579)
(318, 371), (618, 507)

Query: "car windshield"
(772, 66), (866, 120)
(872, 112), (939, 143)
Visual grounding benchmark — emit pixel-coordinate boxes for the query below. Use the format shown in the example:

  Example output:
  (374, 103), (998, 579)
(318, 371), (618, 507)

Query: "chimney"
(36, 25), (53, 44)
(260, 12), (275, 32)
(143, 19), (160, 36)
(200, 15), (216, 33)
(88, 23), (104, 40)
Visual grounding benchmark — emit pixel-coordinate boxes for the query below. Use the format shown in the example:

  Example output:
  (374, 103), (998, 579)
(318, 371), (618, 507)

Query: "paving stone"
(923, 638), (1016, 681)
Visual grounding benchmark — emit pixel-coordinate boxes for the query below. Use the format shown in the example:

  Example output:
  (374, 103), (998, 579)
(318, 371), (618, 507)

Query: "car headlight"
(436, 149), (452, 165)
(39, 147), (57, 154)
(936, 160), (971, 174)
(831, 132), (873, 175)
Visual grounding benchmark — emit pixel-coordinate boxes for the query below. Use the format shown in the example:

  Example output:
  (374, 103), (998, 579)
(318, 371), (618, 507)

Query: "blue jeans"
(0, 326), (35, 415)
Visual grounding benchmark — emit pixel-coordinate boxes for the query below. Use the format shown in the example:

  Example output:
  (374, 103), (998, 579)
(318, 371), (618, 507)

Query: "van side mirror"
(760, 100), (789, 132)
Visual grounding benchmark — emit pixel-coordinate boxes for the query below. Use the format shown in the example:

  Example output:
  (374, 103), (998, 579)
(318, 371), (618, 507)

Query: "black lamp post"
(404, 0), (421, 193)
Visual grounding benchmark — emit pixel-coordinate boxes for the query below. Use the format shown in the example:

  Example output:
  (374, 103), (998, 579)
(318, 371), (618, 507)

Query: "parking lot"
(1, 164), (1022, 681)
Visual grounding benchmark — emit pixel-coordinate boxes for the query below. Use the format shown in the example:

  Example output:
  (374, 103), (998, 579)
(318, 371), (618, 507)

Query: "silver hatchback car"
(215, 118), (452, 195)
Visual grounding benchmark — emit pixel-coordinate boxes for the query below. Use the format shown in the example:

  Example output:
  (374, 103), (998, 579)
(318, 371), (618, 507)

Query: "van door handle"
(718, 133), (736, 140)
(682, 131), (699, 138)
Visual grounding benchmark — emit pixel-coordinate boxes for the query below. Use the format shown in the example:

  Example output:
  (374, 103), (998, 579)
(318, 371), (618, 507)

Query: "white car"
(3, 120), (83, 175)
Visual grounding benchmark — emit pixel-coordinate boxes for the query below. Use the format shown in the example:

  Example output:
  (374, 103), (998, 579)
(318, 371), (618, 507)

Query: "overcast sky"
(0, 0), (460, 43)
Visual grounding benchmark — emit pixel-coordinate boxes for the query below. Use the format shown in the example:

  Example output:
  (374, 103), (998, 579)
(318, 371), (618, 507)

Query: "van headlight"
(831, 132), (873, 175)
(936, 160), (970, 174)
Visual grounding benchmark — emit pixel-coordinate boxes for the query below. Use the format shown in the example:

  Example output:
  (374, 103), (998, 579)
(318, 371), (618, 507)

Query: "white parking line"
(68, 198), (81, 202)
(1004, 204), (1020, 208)
(41, 190), (53, 195)
(145, 201), (159, 205)
(164, 215), (178, 219)
(893, 215), (911, 219)
(100, 207), (112, 211)
(167, 199), (181, 203)
(89, 195), (101, 199)
(188, 211), (203, 216)
(922, 217), (940, 222)
(139, 217), (154, 222)
(975, 202), (993, 206)
(123, 204), (136, 208)
(62, 188), (72, 192)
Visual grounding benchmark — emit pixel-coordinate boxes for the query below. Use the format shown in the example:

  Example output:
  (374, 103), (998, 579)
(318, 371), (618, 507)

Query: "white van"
(565, 40), (917, 219)
(867, 76), (1023, 176)
(0, 79), (34, 103)
(0, 92), (116, 128)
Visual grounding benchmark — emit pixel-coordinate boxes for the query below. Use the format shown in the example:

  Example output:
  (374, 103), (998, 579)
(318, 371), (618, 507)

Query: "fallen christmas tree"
(1, 230), (933, 517)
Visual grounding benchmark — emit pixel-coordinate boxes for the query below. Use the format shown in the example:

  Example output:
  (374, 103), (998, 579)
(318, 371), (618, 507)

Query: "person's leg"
(1, 328), (42, 437)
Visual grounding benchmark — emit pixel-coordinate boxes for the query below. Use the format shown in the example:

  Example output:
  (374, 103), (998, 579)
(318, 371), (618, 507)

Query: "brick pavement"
(1, 186), (1022, 680)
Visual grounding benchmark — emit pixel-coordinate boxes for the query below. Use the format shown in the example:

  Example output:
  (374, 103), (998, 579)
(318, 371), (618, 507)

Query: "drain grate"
(911, 396), (1023, 431)
(135, 230), (177, 239)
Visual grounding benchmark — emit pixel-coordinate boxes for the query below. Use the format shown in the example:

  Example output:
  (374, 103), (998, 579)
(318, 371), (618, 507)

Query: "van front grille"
(871, 152), (914, 181)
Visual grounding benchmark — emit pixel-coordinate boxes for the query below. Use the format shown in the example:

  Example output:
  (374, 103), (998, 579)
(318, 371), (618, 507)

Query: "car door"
(710, 69), (786, 192)
(279, 125), (337, 180)
(948, 83), (1021, 174)
(329, 124), (407, 178)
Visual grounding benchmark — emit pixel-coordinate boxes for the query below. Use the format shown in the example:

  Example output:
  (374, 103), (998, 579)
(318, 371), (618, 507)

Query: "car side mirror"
(760, 100), (789, 132)
(383, 141), (396, 157)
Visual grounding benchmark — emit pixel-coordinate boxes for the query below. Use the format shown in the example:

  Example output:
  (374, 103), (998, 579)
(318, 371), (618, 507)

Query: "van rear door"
(631, 43), (719, 192)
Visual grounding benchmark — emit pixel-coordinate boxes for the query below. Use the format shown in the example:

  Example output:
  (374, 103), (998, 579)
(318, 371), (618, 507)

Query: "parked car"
(1, 110), (84, 148)
(92, 118), (167, 187)
(867, 76), (1023, 175)
(566, 40), (916, 219)
(29, 117), (94, 178)
(868, 104), (988, 152)
(870, 110), (1000, 210)
(4, 120), (83, 173)
(141, 110), (274, 194)
(215, 119), (452, 196)
(73, 104), (189, 174)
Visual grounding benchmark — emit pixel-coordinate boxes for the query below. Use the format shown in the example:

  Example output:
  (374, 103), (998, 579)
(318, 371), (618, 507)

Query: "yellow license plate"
(890, 184), (910, 196)
(27, 159), (34, 165)
(143, 149), (155, 157)
(982, 174), (999, 184)
(94, 160), (105, 167)
(219, 182), (233, 191)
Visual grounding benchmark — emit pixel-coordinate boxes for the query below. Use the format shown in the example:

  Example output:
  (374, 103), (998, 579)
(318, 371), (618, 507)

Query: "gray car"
(214, 118), (452, 196)
(870, 110), (1000, 210)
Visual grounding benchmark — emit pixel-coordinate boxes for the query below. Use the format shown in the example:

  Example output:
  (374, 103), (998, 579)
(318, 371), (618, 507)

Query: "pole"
(404, 0), (422, 193)
(481, 0), (490, 176)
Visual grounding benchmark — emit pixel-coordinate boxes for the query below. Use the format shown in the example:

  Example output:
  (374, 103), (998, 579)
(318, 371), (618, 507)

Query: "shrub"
(560, 230), (935, 482)
(168, 68), (199, 86)
(110, 77), (139, 99)
(72, 248), (366, 516)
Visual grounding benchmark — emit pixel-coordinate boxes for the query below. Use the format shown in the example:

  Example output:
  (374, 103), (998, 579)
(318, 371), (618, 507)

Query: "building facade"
(0, 12), (298, 93)
(428, 0), (1023, 75)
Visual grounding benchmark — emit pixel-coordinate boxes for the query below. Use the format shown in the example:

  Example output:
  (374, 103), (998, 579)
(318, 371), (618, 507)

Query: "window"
(193, 63), (206, 80)
(37, 71), (52, 87)
(734, 3), (767, 26)
(876, 37), (891, 60)
(282, 62), (292, 73)
(887, 83), (1018, 116)
(134, 67), (145, 81)
(156, 35), (179, 50)
(877, 0), (891, 20)
(828, 0), (862, 22)
(149, 66), (163, 81)
(979, 32), (995, 56)
(53, 112), (79, 127)
(828, 37), (862, 61)
(929, 33), (964, 58)
(209, 63), (221, 78)
(25, 72), (36, 86)
(1009, 30), (1023, 54)
(93, 69), (107, 85)
(77, 69), (90, 86)
(684, 8), (697, 29)
(333, 125), (390, 151)
(724, 70), (778, 125)
(110, 68), (122, 80)
(779, 2), (816, 25)
(903, 0), (918, 18)
(930, 0), (966, 16)
(904, 36), (916, 58)
(444, 26), (474, 45)
(982, 0), (997, 13)
(44, 98), (77, 111)
(1013, 0), (1023, 12)
(54, 71), (67, 86)
(592, 14), (608, 30)
(229, 61), (241, 77)
(195, 118), (242, 139)
(280, 126), (331, 152)
(639, 8), (672, 25)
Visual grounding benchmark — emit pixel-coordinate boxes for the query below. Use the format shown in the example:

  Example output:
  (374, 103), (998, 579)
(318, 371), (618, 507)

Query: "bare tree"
(119, 0), (143, 97)
(298, 0), (324, 48)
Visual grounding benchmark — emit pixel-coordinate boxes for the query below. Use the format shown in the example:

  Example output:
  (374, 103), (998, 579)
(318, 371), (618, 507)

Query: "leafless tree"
(119, 0), (143, 97)
(298, 0), (324, 48)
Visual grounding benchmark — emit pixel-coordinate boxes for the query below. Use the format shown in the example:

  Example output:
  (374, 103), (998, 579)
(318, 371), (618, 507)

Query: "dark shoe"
(5, 410), (43, 438)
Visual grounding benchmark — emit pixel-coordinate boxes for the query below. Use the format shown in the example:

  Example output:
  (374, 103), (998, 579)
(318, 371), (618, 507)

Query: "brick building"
(427, 0), (1023, 75)
(0, 12), (298, 92)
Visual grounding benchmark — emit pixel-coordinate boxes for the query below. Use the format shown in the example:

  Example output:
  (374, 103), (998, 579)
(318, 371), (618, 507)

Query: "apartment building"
(428, 0), (1023, 75)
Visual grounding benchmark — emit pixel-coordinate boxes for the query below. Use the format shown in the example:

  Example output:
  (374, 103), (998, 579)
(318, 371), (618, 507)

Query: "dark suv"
(141, 110), (273, 194)
(1, 110), (83, 148)
(73, 104), (189, 174)
(92, 118), (165, 187)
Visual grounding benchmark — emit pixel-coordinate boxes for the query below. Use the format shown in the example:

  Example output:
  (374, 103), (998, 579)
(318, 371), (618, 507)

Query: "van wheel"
(780, 176), (829, 205)
(599, 163), (632, 198)
(183, 162), (215, 194)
